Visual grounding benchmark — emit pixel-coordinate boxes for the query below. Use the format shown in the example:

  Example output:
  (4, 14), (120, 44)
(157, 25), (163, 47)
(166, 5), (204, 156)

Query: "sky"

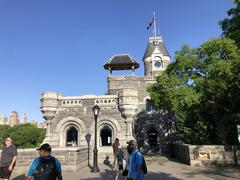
(0, 0), (234, 123)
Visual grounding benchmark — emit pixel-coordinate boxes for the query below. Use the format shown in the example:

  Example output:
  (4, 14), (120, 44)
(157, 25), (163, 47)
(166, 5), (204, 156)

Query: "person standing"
(127, 140), (144, 180)
(26, 143), (62, 180)
(112, 138), (120, 168)
(115, 145), (125, 180)
(0, 137), (17, 180)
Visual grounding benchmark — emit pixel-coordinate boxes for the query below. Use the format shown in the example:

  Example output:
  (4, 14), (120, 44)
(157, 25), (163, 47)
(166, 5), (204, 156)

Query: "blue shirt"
(27, 156), (61, 177)
(128, 150), (144, 180)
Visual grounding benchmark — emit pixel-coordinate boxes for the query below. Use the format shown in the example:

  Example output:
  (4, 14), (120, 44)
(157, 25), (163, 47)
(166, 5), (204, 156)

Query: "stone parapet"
(172, 143), (240, 166)
(0, 147), (88, 174)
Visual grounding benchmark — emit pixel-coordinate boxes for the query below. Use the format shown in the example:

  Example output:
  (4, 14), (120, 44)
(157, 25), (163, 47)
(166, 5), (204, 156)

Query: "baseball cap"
(127, 139), (137, 146)
(36, 143), (52, 152)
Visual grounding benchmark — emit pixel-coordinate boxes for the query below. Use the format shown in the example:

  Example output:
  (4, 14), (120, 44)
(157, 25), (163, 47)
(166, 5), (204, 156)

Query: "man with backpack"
(26, 143), (62, 180)
(126, 140), (146, 180)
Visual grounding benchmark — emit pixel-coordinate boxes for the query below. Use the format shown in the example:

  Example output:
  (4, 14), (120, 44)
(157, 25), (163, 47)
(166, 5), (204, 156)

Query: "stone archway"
(141, 124), (163, 153)
(66, 126), (78, 147)
(100, 125), (113, 146)
(89, 116), (121, 147)
(56, 117), (87, 147)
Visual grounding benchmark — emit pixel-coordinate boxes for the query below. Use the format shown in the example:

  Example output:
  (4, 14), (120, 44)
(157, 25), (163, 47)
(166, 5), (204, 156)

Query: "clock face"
(153, 41), (159, 46)
(154, 61), (161, 68)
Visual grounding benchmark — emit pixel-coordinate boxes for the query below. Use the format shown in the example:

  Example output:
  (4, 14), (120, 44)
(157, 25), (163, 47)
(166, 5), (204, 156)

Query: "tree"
(0, 124), (46, 148)
(220, 0), (240, 47)
(148, 38), (240, 145)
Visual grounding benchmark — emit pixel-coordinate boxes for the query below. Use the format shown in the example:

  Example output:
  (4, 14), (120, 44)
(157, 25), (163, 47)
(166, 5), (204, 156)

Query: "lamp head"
(92, 104), (100, 117)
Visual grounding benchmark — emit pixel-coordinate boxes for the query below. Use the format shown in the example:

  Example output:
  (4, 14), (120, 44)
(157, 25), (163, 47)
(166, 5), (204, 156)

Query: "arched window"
(66, 126), (78, 147)
(146, 99), (155, 112)
(100, 126), (112, 146)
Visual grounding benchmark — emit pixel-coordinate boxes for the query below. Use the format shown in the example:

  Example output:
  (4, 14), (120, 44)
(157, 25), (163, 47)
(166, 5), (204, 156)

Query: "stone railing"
(108, 75), (156, 81)
(0, 146), (88, 176)
(108, 75), (139, 81)
(172, 143), (240, 166)
(95, 98), (117, 105)
(52, 95), (118, 108)
(143, 76), (155, 80)
(61, 99), (83, 106)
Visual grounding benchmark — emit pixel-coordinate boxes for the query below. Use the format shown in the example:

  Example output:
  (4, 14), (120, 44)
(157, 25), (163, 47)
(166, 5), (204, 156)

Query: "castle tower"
(9, 111), (19, 126)
(143, 36), (170, 77)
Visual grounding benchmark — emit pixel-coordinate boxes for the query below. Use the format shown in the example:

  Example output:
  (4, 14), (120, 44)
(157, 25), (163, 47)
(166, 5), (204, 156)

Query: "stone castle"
(41, 35), (175, 153)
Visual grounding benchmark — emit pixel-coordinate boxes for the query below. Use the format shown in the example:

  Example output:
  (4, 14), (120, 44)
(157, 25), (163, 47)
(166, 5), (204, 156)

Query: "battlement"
(108, 75), (155, 81)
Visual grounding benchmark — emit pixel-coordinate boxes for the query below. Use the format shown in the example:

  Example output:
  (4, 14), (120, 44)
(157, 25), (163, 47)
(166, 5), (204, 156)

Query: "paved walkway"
(12, 155), (240, 180)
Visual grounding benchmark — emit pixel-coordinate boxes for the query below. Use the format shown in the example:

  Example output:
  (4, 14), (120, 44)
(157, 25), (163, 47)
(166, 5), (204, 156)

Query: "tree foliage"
(220, 0), (240, 47)
(0, 124), (45, 149)
(148, 38), (240, 145)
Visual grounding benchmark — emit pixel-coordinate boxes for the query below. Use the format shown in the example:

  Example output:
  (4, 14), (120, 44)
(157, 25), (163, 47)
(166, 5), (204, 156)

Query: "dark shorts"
(0, 166), (12, 179)
(118, 164), (123, 170)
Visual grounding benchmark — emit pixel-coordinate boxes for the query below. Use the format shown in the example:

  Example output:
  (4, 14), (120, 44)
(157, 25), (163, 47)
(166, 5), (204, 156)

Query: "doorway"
(66, 126), (78, 147)
(147, 128), (159, 151)
(100, 125), (112, 146)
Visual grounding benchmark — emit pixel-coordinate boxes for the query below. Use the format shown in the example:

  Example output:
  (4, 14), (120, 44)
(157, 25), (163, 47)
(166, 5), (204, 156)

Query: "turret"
(118, 88), (138, 140)
(143, 36), (170, 77)
(40, 92), (61, 142)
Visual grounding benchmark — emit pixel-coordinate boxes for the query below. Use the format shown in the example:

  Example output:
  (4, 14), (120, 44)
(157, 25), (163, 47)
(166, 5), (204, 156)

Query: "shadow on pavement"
(81, 164), (181, 180)
(182, 166), (240, 180)
(80, 171), (181, 180)
(12, 174), (26, 180)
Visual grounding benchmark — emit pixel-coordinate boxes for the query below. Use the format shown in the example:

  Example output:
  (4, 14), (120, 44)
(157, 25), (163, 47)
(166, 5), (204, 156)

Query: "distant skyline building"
(22, 113), (27, 124)
(9, 111), (19, 126)
(0, 111), (45, 128)
(0, 114), (6, 125)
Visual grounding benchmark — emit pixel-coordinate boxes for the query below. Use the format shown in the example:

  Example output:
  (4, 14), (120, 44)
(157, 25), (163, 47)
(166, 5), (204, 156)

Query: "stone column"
(118, 89), (138, 141)
(40, 92), (61, 143)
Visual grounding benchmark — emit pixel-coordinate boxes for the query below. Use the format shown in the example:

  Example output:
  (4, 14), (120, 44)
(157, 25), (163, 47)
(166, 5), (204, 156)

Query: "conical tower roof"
(143, 36), (170, 60)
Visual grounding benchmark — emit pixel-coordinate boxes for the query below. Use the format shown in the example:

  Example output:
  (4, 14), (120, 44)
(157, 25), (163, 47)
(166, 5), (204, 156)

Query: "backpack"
(34, 156), (57, 180)
(135, 151), (147, 174)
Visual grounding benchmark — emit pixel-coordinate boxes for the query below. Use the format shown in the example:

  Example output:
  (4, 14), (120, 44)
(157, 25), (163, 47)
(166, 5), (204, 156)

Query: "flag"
(146, 18), (154, 30)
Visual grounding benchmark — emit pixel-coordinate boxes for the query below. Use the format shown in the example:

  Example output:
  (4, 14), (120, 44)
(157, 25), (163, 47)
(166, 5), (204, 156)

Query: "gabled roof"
(143, 36), (170, 60)
(104, 54), (139, 71)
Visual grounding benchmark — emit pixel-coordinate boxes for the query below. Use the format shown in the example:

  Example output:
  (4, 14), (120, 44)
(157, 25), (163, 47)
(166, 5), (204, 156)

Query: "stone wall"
(172, 143), (190, 164)
(0, 147), (88, 175)
(107, 75), (156, 103)
(172, 143), (240, 166)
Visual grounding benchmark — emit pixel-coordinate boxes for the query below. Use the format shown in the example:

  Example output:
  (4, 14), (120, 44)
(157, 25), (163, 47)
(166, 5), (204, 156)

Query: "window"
(146, 99), (155, 112)
(100, 126), (112, 146)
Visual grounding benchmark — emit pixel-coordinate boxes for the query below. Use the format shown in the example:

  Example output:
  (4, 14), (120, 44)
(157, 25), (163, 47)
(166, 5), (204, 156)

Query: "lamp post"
(91, 104), (100, 172)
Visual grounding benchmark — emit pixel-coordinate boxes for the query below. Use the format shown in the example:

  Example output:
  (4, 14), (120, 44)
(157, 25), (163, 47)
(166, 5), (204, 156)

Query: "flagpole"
(153, 12), (157, 37)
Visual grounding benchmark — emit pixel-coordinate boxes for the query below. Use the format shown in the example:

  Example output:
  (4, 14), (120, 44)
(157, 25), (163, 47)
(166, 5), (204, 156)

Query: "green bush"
(0, 124), (46, 149)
